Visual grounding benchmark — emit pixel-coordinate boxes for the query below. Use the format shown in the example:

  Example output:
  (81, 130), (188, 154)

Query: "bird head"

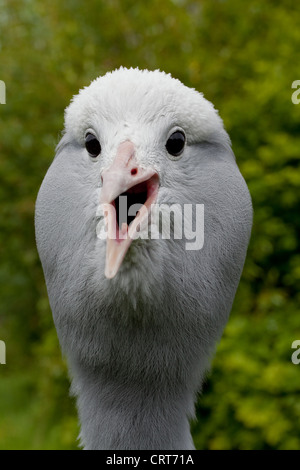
(35, 67), (252, 317)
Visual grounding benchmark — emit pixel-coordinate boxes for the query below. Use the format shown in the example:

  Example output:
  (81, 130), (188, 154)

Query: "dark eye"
(85, 133), (101, 158)
(166, 130), (185, 158)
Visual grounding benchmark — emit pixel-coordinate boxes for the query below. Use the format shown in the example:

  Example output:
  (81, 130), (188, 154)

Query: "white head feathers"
(64, 67), (229, 148)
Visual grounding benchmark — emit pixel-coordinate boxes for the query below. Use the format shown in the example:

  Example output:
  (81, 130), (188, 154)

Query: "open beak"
(99, 141), (159, 279)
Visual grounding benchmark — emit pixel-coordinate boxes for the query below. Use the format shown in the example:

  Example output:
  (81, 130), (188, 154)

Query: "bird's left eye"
(166, 130), (186, 158)
(85, 133), (101, 158)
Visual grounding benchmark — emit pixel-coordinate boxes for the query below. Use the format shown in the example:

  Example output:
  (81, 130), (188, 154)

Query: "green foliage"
(0, 0), (299, 449)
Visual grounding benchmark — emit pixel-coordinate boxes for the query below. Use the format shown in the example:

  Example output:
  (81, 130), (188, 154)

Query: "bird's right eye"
(85, 133), (101, 158)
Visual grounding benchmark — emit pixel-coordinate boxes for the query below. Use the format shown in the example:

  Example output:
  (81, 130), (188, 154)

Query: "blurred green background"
(0, 0), (300, 450)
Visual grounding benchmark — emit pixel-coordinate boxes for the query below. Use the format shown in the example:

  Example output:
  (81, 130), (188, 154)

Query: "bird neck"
(70, 362), (195, 450)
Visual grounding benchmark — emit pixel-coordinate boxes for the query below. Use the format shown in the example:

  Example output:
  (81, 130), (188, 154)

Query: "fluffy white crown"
(64, 67), (228, 146)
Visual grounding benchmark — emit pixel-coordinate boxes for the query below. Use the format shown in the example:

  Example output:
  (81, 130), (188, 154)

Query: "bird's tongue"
(99, 140), (159, 279)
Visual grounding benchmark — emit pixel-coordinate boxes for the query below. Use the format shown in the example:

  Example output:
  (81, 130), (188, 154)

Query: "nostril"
(131, 168), (138, 176)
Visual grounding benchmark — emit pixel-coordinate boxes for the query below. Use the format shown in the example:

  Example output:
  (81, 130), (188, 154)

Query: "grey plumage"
(35, 68), (252, 450)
